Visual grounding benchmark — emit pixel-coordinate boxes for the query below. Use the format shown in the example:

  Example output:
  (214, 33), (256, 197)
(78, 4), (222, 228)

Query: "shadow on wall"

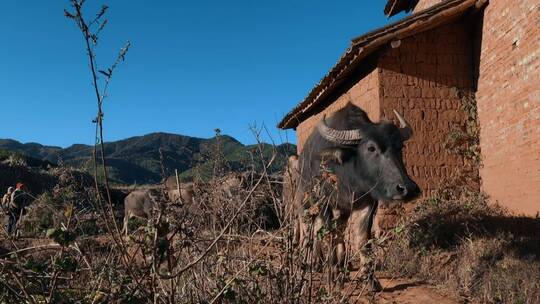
(470, 6), (485, 92)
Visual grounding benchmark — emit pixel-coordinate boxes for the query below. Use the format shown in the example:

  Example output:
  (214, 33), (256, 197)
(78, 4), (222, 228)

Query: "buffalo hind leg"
(331, 208), (346, 267)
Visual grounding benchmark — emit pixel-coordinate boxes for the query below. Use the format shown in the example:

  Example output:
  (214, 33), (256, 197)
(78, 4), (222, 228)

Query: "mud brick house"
(278, 0), (539, 215)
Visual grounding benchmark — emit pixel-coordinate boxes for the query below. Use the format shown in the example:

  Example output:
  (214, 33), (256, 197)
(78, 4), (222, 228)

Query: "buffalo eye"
(367, 146), (376, 153)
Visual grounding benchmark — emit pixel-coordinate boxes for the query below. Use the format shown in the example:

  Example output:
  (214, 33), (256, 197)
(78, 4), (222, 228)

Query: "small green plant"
(444, 90), (482, 165)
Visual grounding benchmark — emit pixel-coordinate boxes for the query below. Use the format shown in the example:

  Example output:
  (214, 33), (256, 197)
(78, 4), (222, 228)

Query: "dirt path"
(372, 278), (457, 304)
(305, 274), (456, 303)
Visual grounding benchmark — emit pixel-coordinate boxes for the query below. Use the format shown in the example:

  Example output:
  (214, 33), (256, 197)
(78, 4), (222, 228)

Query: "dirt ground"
(364, 278), (457, 304)
(303, 270), (457, 304)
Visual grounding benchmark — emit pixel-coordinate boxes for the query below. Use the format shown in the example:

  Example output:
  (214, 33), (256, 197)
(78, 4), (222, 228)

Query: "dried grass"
(379, 180), (540, 304)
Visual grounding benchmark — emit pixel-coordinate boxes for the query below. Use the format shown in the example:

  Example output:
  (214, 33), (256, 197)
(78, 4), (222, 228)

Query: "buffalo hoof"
(368, 277), (383, 293)
(355, 268), (382, 293)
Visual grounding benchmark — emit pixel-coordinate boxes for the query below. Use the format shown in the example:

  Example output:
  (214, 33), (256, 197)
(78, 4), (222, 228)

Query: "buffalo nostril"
(396, 184), (406, 194)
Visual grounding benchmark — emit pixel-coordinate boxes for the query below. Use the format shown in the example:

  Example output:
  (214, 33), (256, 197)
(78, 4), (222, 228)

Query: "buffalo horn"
(393, 109), (413, 140)
(318, 115), (363, 145)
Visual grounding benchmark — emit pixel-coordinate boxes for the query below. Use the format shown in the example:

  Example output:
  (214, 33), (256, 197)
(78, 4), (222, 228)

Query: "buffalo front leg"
(298, 212), (325, 267)
(345, 202), (381, 291)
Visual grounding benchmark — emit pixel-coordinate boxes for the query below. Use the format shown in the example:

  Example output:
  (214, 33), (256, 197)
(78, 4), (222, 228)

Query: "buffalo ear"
(319, 147), (355, 165)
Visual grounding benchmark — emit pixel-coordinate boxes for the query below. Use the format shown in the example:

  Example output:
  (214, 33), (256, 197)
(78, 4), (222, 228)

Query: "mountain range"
(0, 133), (296, 184)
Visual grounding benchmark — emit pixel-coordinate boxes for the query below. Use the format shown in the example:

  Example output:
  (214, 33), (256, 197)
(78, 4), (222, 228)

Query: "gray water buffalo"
(218, 173), (244, 198)
(165, 182), (195, 205)
(122, 177), (201, 235)
(122, 189), (161, 235)
(293, 103), (419, 289)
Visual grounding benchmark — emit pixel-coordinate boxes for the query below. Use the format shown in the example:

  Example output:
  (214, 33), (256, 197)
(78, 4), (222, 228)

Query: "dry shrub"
(0, 139), (318, 303)
(380, 180), (540, 303)
(194, 173), (281, 234)
(17, 167), (121, 238)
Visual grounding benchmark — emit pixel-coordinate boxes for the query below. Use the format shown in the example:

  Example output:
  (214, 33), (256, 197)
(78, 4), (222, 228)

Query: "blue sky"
(0, 1), (406, 147)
